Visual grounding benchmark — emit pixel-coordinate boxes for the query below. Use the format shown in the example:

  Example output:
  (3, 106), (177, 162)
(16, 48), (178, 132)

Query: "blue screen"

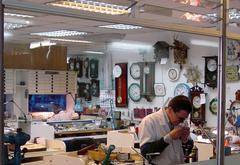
(29, 94), (66, 112)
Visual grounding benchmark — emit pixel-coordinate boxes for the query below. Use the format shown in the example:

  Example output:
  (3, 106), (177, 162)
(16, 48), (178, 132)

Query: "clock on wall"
(190, 85), (205, 124)
(227, 39), (240, 61)
(167, 68), (180, 81)
(130, 63), (141, 79)
(129, 83), (141, 102)
(174, 83), (190, 98)
(114, 63), (128, 107)
(203, 56), (218, 88)
(90, 59), (98, 79)
(154, 83), (166, 96)
(209, 98), (218, 115)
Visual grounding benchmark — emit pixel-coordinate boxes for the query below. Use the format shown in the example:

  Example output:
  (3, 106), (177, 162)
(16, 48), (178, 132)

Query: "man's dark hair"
(168, 95), (192, 113)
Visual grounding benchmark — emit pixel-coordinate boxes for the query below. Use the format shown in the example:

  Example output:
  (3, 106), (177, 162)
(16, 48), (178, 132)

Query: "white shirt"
(139, 109), (184, 165)
(47, 111), (72, 122)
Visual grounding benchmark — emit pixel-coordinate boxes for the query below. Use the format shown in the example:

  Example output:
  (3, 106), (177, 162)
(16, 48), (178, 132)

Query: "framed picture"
(154, 83), (166, 96)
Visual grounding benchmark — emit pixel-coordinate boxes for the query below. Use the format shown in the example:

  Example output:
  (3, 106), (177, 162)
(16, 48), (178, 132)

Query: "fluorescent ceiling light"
(83, 51), (104, 54)
(47, 0), (130, 15)
(190, 39), (218, 47)
(110, 42), (152, 50)
(99, 24), (143, 30)
(46, 38), (92, 43)
(4, 12), (34, 18)
(30, 40), (56, 49)
(4, 22), (30, 30)
(31, 30), (87, 37)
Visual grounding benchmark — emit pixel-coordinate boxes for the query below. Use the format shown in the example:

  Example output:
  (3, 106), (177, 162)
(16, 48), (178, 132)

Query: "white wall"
(108, 31), (240, 127)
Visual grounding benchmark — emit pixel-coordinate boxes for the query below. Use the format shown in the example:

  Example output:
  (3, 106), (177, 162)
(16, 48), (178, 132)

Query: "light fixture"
(190, 39), (218, 47)
(4, 22), (30, 30)
(229, 8), (240, 20)
(4, 12), (34, 18)
(110, 41), (152, 50)
(99, 24), (143, 30)
(83, 51), (104, 55)
(29, 40), (56, 49)
(47, 0), (131, 15)
(31, 30), (87, 37)
(45, 38), (92, 43)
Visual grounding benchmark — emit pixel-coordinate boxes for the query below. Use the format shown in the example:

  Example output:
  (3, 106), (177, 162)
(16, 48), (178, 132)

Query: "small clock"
(154, 83), (166, 96)
(204, 56), (218, 88)
(207, 59), (217, 72)
(193, 95), (201, 109)
(174, 83), (190, 98)
(113, 65), (122, 78)
(209, 98), (218, 115)
(167, 68), (179, 81)
(130, 63), (141, 79)
(129, 83), (141, 102)
(227, 39), (240, 61)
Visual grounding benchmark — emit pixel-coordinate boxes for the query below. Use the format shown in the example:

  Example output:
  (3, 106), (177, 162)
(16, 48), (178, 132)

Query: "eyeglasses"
(174, 112), (186, 123)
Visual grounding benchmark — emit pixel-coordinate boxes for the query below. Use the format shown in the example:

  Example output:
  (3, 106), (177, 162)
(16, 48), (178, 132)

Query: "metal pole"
(0, 1), (4, 165)
(217, 0), (227, 165)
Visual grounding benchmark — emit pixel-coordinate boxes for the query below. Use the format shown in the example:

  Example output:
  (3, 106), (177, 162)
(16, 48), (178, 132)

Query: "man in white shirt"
(47, 103), (72, 122)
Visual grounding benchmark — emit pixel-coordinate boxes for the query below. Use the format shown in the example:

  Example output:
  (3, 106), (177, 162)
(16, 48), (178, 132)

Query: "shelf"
(16, 85), (27, 88)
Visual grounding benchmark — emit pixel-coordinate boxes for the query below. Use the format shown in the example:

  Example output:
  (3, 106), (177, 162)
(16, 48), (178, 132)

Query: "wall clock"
(226, 65), (239, 82)
(91, 79), (99, 97)
(209, 98), (217, 115)
(167, 68), (180, 81)
(190, 85), (205, 124)
(227, 39), (240, 61)
(129, 83), (141, 102)
(90, 59), (98, 79)
(115, 63), (128, 107)
(113, 65), (122, 78)
(203, 56), (218, 88)
(174, 83), (190, 98)
(83, 58), (89, 78)
(154, 83), (166, 96)
(130, 63), (141, 79)
(76, 57), (83, 78)
(68, 58), (75, 71)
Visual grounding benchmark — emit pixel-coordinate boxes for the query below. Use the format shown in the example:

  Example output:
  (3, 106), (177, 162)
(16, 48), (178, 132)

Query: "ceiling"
(3, 0), (240, 56)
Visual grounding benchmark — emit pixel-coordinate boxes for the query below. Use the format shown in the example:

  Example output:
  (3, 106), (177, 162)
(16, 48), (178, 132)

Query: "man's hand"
(169, 127), (186, 140)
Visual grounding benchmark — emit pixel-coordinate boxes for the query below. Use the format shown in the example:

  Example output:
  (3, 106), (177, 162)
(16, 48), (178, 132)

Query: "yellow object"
(87, 149), (117, 162)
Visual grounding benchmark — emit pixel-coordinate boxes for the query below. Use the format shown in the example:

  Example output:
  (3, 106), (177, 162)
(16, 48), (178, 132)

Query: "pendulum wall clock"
(114, 63), (128, 107)
(90, 59), (99, 79)
(203, 56), (218, 88)
(190, 85), (206, 124)
(76, 57), (83, 78)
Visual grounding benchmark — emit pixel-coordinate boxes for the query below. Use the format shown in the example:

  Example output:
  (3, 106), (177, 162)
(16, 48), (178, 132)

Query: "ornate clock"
(114, 63), (128, 107)
(190, 85), (205, 124)
(129, 83), (141, 102)
(174, 83), (190, 98)
(90, 59), (99, 79)
(130, 63), (141, 79)
(209, 98), (218, 115)
(167, 68), (180, 81)
(203, 56), (217, 88)
(83, 58), (89, 78)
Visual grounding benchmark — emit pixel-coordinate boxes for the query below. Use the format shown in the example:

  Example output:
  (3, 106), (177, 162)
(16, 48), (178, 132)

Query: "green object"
(102, 145), (115, 165)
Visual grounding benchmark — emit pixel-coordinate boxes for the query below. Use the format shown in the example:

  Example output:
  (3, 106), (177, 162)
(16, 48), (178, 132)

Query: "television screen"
(29, 94), (66, 113)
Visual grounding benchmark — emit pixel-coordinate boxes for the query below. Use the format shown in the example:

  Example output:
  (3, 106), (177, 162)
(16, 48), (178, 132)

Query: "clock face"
(168, 68), (179, 81)
(174, 83), (190, 97)
(207, 59), (217, 72)
(130, 63), (141, 79)
(113, 65), (122, 78)
(129, 83), (141, 102)
(144, 65), (150, 74)
(154, 83), (166, 96)
(209, 98), (218, 115)
(193, 96), (201, 109)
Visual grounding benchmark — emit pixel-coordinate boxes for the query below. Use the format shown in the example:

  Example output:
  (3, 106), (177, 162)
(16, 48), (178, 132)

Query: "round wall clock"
(129, 83), (141, 102)
(167, 68), (179, 81)
(209, 98), (217, 115)
(113, 65), (122, 78)
(174, 83), (190, 98)
(130, 63), (141, 79)
(207, 59), (217, 72)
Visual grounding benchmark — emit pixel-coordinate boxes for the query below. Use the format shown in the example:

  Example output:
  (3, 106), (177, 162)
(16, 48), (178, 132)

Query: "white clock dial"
(193, 96), (201, 109)
(154, 83), (166, 96)
(174, 83), (190, 97)
(209, 98), (218, 115)
(144, 65), (150, 74)
(130, 63), (141, 79)
(207, 59), (217, 72)
(167, 68), (179, 81)
(129, 83), (141, 102)
(113, 65), (122, 78)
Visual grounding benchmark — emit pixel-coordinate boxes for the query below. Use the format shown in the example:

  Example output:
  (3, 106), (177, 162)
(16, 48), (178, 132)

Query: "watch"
(209, 98), (218, 115)
(130, 63), (141, 79)
(129, 83), (141, 102)
(227, 39), (240, 61)
(154, 83), (166, 96)
(113, 65), (122, 78)
(174, 83), (190, 98)
(167, 68), (179, 81)
(204, 56), (218, 88)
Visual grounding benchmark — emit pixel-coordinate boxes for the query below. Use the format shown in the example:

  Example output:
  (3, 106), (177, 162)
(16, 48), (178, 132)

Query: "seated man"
(47, 103), (72, 122)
